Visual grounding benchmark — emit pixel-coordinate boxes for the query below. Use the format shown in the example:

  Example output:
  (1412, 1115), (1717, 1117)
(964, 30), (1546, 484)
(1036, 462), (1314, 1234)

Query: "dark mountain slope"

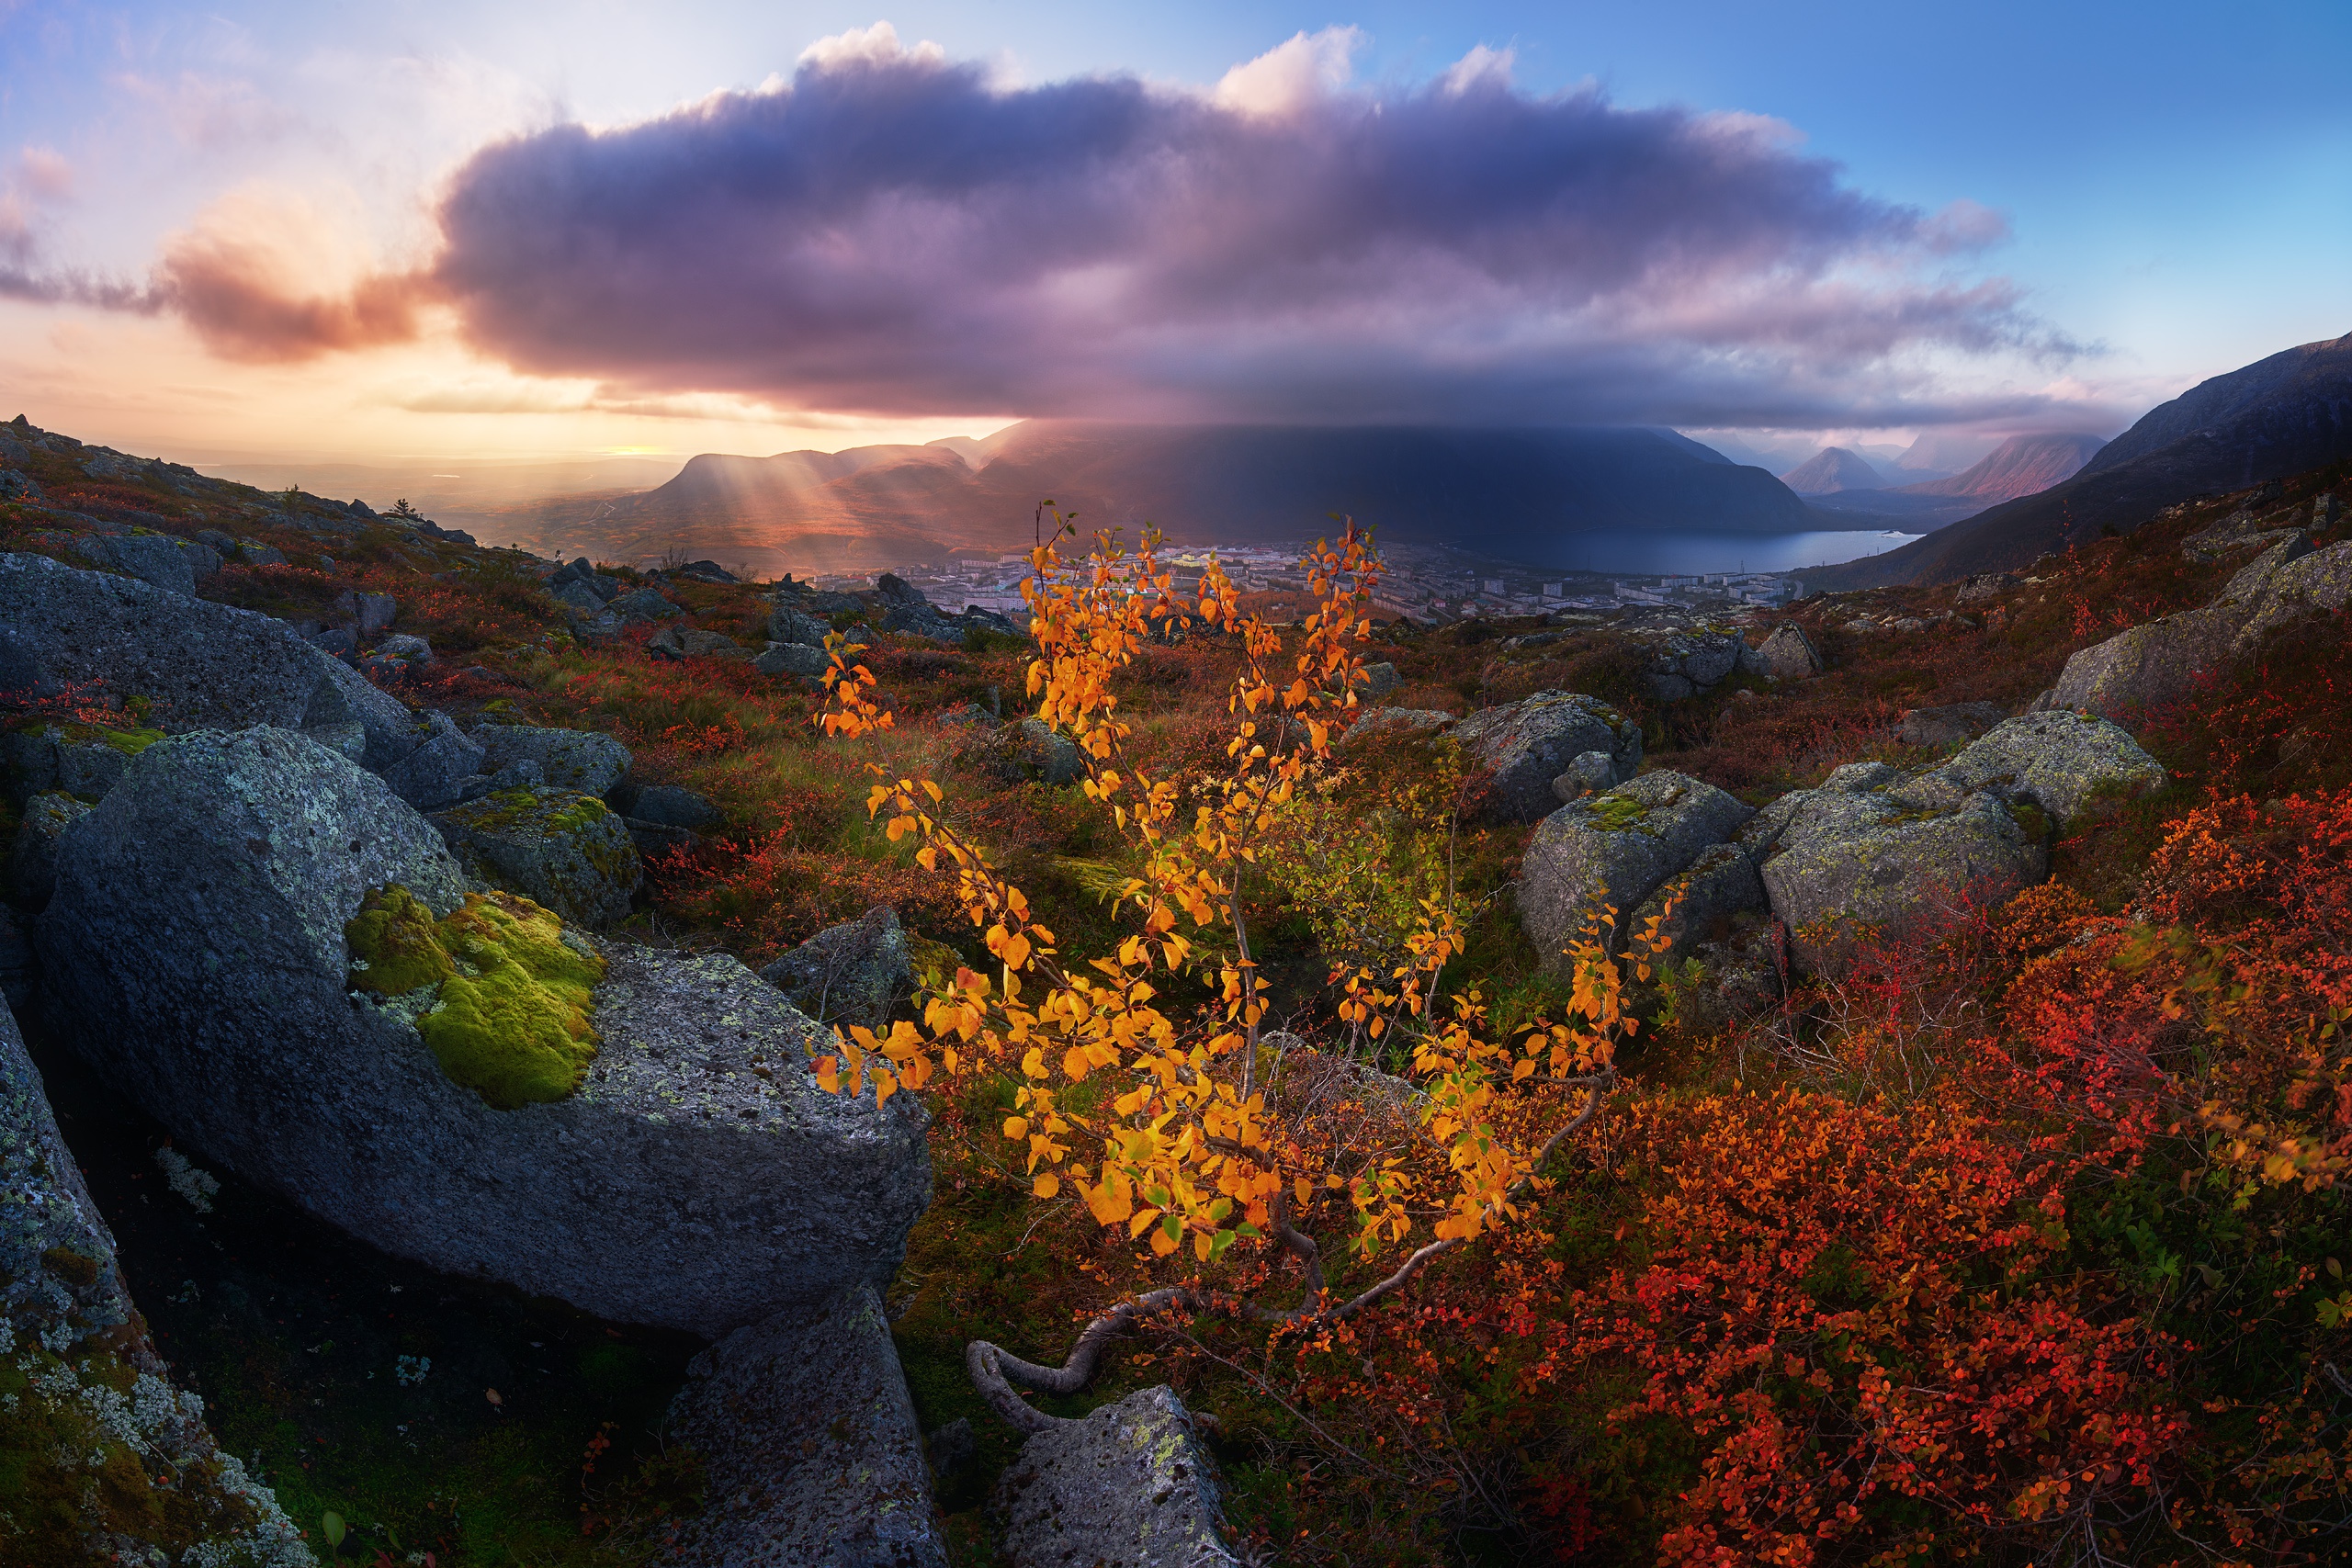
(1803, 332), (2352, 589)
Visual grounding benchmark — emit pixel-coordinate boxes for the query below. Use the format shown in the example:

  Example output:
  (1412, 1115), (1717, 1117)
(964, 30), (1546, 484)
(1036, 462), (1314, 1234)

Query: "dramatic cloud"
(9, 25), (2090, 428)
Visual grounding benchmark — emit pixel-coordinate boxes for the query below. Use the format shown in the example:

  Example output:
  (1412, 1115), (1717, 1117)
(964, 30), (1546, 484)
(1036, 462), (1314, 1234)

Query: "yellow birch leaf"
(1034, 1171), (1061, 1199)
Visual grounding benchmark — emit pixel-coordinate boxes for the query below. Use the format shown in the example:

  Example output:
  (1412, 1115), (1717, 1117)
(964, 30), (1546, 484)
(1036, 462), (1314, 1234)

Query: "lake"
(1532, 529), (1923, 576)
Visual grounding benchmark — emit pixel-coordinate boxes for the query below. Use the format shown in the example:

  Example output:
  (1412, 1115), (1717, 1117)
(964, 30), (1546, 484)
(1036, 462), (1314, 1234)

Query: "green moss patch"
(441, 788), (614, 838)
(20, 719), (167, 755)
(1585, 793), (1653, 833)
(346, 887), (606, 1110)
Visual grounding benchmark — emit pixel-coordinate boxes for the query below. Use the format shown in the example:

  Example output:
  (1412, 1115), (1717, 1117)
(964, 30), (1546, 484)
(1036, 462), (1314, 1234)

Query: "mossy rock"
(430, 787), (641, 928)
(347, 886), (605, 1109)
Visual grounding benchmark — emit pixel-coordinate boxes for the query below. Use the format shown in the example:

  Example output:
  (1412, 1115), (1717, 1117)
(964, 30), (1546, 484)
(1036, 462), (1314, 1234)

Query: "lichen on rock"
(346, 886), (605, 1109)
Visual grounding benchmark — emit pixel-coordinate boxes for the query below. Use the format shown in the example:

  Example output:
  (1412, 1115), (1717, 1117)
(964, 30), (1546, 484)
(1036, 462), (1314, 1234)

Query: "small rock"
(769, 604), (831, 647)
(629, 784), (722, 831)
(472, 723), (632, 796)
(992, 1386), (1230, 1568)
(1550, 750), (1619, 802)
(755, 641), (830, 678)
(1744, 621), (1823, 681)
(378, 632), (433, 664)
(1895, 701), (2007, 748)
(379, 712), (486, 811)
(1339, 706), (1457, 747)
(1455, 691), (1642, 823)
(1953, 572), (2018, 604)
(1361, 660), (1401, 701)
(433, 786), (642, 928)
(608, 588), (683, 621)
(759, 907), (913, 1034)
(336, 591), (398, 636)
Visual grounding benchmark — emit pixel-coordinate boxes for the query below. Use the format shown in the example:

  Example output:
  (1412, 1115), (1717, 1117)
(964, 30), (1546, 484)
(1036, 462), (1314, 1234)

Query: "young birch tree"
(814, 517), (1659, 1431)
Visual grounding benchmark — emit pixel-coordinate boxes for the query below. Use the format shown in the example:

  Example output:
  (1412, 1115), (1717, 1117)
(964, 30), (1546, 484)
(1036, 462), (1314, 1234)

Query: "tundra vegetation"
(2, 434), (2350, 1565)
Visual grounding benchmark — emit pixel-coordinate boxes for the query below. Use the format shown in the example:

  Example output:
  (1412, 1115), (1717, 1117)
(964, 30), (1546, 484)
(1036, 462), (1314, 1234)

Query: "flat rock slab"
(667, 1286), (948, 1568)
(40, 727), (930, 1337)
(993, 1386), (1232, 1568)
(1893, 711), (2165, 829)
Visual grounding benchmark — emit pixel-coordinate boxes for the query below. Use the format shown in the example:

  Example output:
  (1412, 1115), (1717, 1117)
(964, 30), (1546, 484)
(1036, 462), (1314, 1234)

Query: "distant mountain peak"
(1894, 433), (2104, 502)
(1780, 446), (1885, 494)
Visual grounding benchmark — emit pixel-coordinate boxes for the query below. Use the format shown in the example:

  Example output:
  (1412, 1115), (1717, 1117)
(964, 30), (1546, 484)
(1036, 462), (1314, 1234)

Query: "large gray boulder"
(471, 722), (632, 796)
(1733, 716), (2157, 972)
(992, 1386), (1231, 1568)
(1891, 711), (2166, 829)
(760, 906), (914, 1033)
(667, 1287), (948, 1568)
(2050, 536), (2350, 717)
(0, 550), (413, 764)
(2, 994), (315, 1567)
(1517, 770), (1753, 974)
(1748, 784), (2044, 973)
(38, 727), (931, 1337)
(69, 530), (217, 594)
(756, 640), (831, 678)
(432, 786), (642, 927)
(1896, 702), (2007, 748)
(1456, 691), (1642, 823)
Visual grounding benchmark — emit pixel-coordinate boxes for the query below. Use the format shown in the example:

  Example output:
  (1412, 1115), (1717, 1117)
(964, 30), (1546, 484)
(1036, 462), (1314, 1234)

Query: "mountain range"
(486, 423), (1822, 574)
(1804, 331), (2352, 589)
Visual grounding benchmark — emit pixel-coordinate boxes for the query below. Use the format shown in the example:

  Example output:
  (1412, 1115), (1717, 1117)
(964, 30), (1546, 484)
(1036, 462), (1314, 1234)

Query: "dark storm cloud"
(411, 30), (2078, 425)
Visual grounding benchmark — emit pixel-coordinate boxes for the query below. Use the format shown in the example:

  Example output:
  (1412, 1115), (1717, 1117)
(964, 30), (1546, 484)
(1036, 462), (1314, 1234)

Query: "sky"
(2, 0), (2346, 475)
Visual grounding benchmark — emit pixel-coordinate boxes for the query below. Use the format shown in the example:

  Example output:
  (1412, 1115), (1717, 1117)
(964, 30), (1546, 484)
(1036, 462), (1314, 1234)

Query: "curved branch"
(966, 1286), (1211, 1431)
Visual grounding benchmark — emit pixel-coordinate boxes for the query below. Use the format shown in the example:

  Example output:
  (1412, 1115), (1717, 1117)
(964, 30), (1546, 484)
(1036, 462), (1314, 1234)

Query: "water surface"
(1534, 529), (1922, 576)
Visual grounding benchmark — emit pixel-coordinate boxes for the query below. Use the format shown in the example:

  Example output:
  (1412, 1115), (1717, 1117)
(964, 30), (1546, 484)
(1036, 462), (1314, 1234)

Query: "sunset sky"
(3, 1), (2346, 477)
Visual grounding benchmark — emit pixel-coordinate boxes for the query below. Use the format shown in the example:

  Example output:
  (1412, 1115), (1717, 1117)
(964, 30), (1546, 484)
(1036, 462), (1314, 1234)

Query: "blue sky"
(2, 0), (2345, 465)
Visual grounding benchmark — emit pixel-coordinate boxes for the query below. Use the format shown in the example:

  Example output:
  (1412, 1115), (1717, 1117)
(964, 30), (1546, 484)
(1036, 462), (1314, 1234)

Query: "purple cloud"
(415, 27), (2077, 426)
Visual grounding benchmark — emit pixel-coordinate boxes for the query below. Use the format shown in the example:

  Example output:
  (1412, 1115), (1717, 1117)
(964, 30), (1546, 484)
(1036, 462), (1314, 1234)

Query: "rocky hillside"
(1809, 330), (2352, 588)
(4, 411), (2351, 1564)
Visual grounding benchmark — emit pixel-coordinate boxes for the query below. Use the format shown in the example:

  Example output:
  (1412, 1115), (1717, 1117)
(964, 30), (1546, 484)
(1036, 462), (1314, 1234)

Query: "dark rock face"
(0, 550), (413, 764)
(1638, 628), (1743, 701)
(992, 1386), (1231, 1568)
(607, 588), (683, 621)
(1455, 691), (1642, 823)
(432, 787), (642, 927)
(760, 907), (913, 1033)
(39, 728), (931, 1337)
(1517, 770), (1753, 975)
(666, 1287), (948, 1568)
